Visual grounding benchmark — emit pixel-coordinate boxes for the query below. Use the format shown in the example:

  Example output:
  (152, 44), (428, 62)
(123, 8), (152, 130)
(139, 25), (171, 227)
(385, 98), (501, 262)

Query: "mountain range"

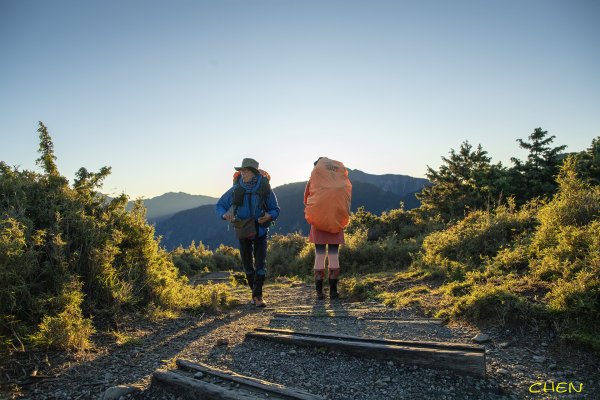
(149, 170), (430, 250)
(126, 192), (217, 222)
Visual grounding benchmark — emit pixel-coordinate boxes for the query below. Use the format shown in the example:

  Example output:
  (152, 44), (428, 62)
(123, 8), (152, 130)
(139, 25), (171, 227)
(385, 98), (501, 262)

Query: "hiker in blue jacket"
(216, 158), (280, 307)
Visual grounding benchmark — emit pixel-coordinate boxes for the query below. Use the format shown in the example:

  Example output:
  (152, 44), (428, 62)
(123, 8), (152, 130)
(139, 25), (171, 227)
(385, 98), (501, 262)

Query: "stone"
(498, 342), (510, 349)
(532, 356), (546, 363)
(194, 372), (205, 379)
(101, 385), (141, 400)
(472, 333), (491, 343)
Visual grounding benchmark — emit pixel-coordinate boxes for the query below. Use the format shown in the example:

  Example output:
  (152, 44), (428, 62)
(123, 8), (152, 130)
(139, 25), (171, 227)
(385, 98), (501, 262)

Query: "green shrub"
(213, 244), (241, 270)
(30, 280), (95, 351)
(338, 276), (381, 301)
(379, 285), (430, 308)
(171, 241), (217, 276)
(267, 233), (312, 276)
(438, 282), (536, 323)
(532, 157), (600, 252)
(420, 201), (538, 273)
(339, 229), (419, 274)
(0, 123), (234, 351)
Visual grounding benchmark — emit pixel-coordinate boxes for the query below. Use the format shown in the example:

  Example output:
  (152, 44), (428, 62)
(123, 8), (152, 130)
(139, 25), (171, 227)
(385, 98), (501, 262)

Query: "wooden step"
(152, 359), (324, 400)
(272, 312), (443, 323)
(246, 328), (486, 377)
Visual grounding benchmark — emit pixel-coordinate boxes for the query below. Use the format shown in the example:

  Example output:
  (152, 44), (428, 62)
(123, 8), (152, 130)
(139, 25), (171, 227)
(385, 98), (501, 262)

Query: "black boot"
(315, 280), (324, 300)
(253, 275), (266, 307)
(245, 274), (255, 291)
(329, 278), (339, 299)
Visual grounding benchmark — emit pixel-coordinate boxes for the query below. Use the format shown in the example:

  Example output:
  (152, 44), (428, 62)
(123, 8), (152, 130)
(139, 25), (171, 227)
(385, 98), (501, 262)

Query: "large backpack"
(304, 158), (352, 233)
(230, 170), (272, 225)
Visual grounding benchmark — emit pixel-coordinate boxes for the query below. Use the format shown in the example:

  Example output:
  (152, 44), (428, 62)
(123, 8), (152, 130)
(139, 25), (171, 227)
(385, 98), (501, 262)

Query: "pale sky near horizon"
(1, 0), (599, 199)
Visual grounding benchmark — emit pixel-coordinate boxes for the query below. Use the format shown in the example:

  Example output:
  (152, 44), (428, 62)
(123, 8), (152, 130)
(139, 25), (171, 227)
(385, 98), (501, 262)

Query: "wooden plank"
(255, 328), (484, 351)
(246, 328), (485, 377)
(176, 359), (324, 400)
(272, 313), (443, 323)
(152, 370), (257, 400)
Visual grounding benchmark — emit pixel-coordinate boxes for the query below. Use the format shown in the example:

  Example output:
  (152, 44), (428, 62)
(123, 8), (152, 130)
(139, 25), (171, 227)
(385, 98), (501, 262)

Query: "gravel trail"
(2, 280), (598, 399)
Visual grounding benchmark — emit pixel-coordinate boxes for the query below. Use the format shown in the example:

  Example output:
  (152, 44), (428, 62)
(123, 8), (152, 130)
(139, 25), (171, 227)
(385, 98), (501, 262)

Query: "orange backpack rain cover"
(304, 158), (352, 233)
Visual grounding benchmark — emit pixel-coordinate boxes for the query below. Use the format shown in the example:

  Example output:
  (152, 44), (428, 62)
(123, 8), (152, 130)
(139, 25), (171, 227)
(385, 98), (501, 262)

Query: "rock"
(194, 372), (204, 379)
(387, 361), (394, 367)
(101, 385), (141, 400)
(498, 342), (510, 349)
(532, 356), (546, 363)
(381, 376), (391, 382)
(288, 349), (297, 356)
(548, 363), (558, 370)
(472, 333), (490, 343)
(216, 338), (229, 346)
(497, 368), (509, 375)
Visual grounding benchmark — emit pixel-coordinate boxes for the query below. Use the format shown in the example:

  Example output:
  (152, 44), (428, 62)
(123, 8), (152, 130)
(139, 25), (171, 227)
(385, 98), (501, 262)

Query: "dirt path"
(2, 279), (598, 399)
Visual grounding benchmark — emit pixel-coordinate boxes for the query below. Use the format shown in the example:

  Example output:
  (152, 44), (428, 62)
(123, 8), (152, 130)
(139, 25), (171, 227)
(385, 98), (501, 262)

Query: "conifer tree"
(417, 141), (505, 222)
(575, 136), (600, 185)
(36, 121), (59, 176)
(509, 127), (567, 202)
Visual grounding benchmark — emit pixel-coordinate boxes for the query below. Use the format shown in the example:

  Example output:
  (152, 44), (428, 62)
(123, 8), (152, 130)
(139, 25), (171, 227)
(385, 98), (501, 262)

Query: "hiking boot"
(329, 278), (339, 300)
(315, 279), (324, 300)
(253, 296), (266, 308)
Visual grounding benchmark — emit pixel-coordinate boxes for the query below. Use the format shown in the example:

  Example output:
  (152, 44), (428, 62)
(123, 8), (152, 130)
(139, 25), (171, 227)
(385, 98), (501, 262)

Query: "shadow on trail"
(3, 307), (249, 399)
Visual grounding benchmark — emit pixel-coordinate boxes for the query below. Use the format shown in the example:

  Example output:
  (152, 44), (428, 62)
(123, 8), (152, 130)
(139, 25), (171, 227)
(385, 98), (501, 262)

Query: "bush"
(213, 244), (241, 270)
(340, 229), (419, 274)
(171, 241), (217, 276)
(420, 201), (538, 274)
(267, 233), (312, 276)
(29, 280), (95, 351)
(338, 276), (381, 301)
(0, 123), (234, 351)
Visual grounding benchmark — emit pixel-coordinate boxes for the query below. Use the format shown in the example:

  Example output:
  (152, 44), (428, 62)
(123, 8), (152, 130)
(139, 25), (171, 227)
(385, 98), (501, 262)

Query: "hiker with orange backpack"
(216, 158), (280, 307)
(304, 157), (352, 300)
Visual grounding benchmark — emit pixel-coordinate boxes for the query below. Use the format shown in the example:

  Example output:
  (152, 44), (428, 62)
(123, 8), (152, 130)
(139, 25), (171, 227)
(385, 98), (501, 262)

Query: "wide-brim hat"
(234, 158), (260, 175)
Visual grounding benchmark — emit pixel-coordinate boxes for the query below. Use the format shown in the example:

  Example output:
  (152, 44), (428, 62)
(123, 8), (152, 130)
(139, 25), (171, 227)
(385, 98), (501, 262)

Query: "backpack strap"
(231, 175), (272, 218)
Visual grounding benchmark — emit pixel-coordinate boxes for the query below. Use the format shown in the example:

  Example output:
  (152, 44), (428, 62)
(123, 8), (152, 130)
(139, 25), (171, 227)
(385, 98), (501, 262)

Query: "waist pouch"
(233, 218), (257, 239)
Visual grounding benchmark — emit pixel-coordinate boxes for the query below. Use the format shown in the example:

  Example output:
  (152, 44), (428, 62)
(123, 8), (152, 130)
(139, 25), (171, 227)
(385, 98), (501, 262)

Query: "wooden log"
(272, 313), (443, 323)
(176, 359), (324, 400)
(246, 328), (485, 377)
(152, 370), (257, 400)
(254, 328), (484, 351)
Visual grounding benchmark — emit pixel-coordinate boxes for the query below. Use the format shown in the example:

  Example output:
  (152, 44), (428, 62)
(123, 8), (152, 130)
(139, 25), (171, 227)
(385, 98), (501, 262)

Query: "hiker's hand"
(223, 212), (234, 222)
(258, 213), (272, 224)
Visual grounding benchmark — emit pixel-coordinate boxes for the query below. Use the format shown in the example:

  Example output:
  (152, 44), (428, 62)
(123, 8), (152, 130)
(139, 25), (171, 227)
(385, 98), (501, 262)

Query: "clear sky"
(1, 0), (599, 199)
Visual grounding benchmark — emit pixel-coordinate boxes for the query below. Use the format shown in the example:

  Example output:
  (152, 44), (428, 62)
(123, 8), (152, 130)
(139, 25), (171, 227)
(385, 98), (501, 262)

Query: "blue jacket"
(216, 175), (280, 238)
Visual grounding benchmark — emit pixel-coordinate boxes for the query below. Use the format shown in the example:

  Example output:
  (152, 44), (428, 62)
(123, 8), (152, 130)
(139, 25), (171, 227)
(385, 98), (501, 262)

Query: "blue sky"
(1, 0), (599, 199)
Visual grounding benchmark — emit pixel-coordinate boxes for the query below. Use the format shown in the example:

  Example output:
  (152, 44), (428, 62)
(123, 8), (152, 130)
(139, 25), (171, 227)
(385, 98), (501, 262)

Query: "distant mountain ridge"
(154, 170), (430, 250)
(347, 169), (430, 196)
(126, 192), (217, 222)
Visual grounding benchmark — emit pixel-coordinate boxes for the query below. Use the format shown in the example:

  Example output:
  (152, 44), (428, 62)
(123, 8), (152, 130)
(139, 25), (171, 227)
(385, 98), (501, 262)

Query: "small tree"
(575, 136), (600, 186)
(417, 141), (506, 222)
(509, 127), (567, 202)
(36, 122), (59, 176)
